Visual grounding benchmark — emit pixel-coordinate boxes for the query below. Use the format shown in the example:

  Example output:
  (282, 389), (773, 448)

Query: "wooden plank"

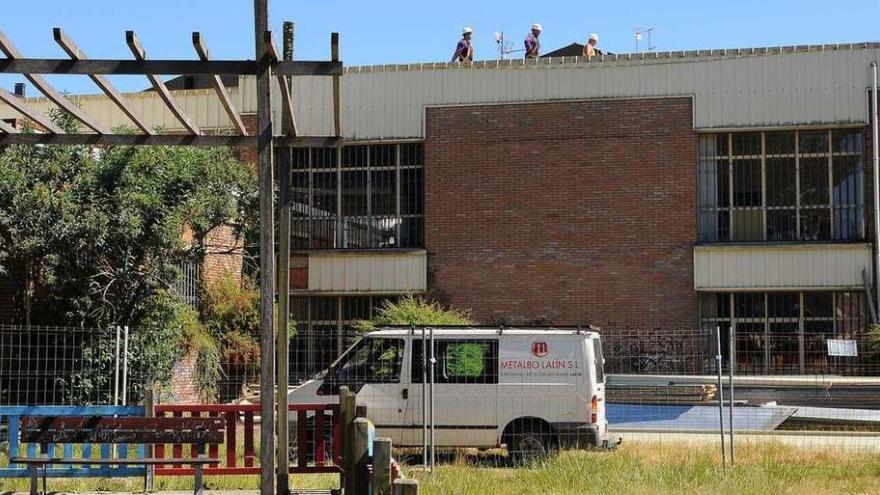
(225, 411), (236, 467)
(0, 133), (342, 147)
(255, 1), (276, 493)
(53, 28), (154, 135)
(192, 32), (247, 135)
(315, 412), (326, 466)
(20, 416), (224, 431)
(126, 30), (200, 135)
(19, 416), (223, 444)
(297, 410), (307, 469)
(0, 87), (64, 133)
(8, 415), (21, 467)
(372, 437), (392, 495)
(0, 119), (19, 133)
(12, 457), (219, 466)
(0, 29), (107, 133)
(265, 31), (297, 137)
(243, 411), (255, 468)
(0, 59), (343, 76)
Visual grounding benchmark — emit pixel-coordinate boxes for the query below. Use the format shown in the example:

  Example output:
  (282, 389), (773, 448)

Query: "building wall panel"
(694, 244), (873, 291)
(306, 250), (427, 294)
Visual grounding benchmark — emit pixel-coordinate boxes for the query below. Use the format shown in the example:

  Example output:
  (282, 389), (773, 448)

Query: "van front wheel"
(502, 420), (555, 465)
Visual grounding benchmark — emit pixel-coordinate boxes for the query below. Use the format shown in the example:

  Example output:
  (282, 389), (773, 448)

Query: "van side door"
(407, 337), (500, 448)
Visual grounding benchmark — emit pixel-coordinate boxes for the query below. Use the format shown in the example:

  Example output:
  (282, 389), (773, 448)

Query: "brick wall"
(169, 350), (202, 404)
(424, 97), (699, 329)
(202, 225), (245, 285)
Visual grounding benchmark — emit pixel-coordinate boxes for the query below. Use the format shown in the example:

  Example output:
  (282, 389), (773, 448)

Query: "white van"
(288, 326), (614, 459)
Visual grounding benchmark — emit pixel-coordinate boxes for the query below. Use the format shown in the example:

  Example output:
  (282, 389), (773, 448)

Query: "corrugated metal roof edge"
(342, 41), (880, 74)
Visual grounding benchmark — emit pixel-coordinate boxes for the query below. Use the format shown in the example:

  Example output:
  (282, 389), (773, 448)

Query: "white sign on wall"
(827, 339), (858, 357)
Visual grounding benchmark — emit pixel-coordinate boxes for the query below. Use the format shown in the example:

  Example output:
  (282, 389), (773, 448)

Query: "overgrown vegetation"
(0, 112), (258, 403)
(357, 295), (474, 332)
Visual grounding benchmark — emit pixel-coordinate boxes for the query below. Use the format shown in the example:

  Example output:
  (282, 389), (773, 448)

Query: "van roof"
(366, 326), (602, 338)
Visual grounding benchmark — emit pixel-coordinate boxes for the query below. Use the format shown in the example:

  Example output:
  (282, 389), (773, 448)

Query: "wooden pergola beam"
(53, 28), (155, 135)
(0, 59), (342, 76)
(126, 31), (200, 135)
(192, 32), (247, 135)
(0, 133), (342, 147)
(0, 87), (64, 134)
(0, 119), (19, 134)
(265, 31), (297, 137)
(0, 29), (107, 134)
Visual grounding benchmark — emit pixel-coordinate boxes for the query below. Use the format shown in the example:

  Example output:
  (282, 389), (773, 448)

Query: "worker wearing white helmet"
(525, 23), (542, 58)
(452, 27), (475, 63)
(583, 33), (602, 58)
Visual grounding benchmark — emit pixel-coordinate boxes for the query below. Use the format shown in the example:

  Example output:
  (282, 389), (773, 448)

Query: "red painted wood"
(172, 412), (183, 460)
(332, 412), (342, 466)
(225, 411), (236, 468)
(314, 413), (326, 466)
(208, 412), (220, 468)
(243, 411), (255, 468)
(297, 410), (308, 469)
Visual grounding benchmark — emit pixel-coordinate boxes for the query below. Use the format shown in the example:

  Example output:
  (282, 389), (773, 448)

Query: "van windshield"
(326, 337), (404, 384)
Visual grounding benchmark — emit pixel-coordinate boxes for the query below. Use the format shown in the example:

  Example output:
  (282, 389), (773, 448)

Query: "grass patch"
(2, 441), (878, 494)
(408, 441), (880, 495)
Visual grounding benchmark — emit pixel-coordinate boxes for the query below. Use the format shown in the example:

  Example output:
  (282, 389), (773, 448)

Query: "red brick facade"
(424, 97), (699, 329)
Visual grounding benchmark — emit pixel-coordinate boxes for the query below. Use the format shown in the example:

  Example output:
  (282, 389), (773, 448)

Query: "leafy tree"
(0, 117), (257, 328)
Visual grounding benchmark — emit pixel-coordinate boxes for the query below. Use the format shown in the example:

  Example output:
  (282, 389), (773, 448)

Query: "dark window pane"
(400, 168), (424, 215)
(799, 131), (829, 155)
(734, 293), (765, 319)
(800, 157), (829, 206)
(312, 147), (338, 168)
(733, 159), (761, 207)
(343, 145), (368, 168)
(767, 209), (797, 241)
(732, 133), (761, 157)
(766, 158), (796, 207)
(804, 292), (833, 318)
(768, 293), (799, 318)
(369, 144), (397, 168)
(371, 170), (396, 216)
(832, 154), (865, 240)
(735, 322), (765, 373)
(291, 147), (310, 170)
(401, 143), (424, 166)
(400, 217), (424, 248)
(800, 208), (830, 241)
(313, 172), (338, 215)
(832, 130), (863, 154)
(766, 131), (795, 155)
(341, 171), (368, 216)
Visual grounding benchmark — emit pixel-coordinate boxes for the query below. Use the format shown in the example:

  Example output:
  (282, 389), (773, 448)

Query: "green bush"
(357, 295), (474, 332)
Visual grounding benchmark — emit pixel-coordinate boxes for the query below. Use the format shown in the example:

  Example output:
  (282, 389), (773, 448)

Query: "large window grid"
(289, 295), (400, 382)
(699, 130), (865, 243)
(699, 291), (870, 374)
(285, 143), (424, 250)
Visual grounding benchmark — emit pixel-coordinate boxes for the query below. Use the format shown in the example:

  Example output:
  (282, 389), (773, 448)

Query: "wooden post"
(352, 418), (370, 495)
(144, 388), (155, 492)
(254, 1), (276, 495)
(339, 387), (357, 495)
(372, 438), (392, 495)
(276, 97), (291, 495)
(393, 479), (419, 495)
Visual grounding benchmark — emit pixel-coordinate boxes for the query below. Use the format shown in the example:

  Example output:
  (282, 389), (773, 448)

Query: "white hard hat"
(463, 27), (473, 35)
(589, 33), (599, 42)
(532, 23), (543, 32)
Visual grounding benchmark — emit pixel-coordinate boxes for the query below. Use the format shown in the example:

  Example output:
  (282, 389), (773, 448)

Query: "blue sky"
(1, 0), (879, 94)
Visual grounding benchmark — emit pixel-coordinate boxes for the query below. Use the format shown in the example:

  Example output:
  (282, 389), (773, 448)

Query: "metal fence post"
(715, 326), (727, 478)
(144, 387), (155, 492)
(728, 326), (735, 467)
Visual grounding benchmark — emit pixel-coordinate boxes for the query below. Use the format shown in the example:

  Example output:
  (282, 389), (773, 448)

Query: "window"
(412, 339), (499, 384)
(593, 338), (605, 383)
(289, 295), (400, 381)
(699, 130), (866, 243)
(280, 143), (425, 249)
(330, 337), (404, 384)
(700, 291), (869, 374)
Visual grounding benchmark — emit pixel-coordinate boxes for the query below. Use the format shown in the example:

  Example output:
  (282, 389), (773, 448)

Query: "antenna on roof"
(635, 27), (655, 53)
(495, 31), (523, 60)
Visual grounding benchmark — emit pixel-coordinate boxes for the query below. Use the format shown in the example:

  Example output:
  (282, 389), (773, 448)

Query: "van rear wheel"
(502, 420), (555, 465)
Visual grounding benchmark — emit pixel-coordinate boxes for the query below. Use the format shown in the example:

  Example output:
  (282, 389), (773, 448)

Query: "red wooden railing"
(153, 404), (342, 476)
